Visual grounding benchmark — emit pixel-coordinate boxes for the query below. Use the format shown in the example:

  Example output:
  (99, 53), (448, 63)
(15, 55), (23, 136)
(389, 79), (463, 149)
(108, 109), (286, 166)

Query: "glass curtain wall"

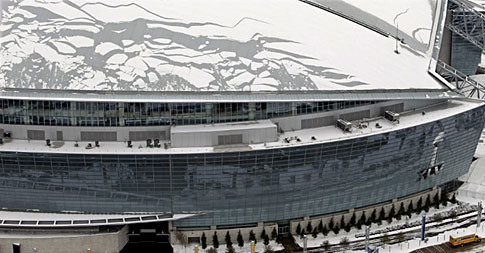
(0, 99), (378, 127)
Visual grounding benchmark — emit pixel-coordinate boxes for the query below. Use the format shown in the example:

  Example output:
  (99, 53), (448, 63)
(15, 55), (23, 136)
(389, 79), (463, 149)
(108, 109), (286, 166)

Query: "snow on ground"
(457, 129), (485, 204)
(292, 131), (485, 252)
(354, 223), (485, 253)
(172, 131), (485, 253)
(172, 241), (283, 253)
(292, 204), (474, 248)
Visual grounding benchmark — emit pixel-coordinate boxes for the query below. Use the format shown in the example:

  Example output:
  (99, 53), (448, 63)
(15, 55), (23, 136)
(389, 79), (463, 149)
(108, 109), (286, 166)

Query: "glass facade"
(0, 99), (379, 126)
(0, 105), (482, 227)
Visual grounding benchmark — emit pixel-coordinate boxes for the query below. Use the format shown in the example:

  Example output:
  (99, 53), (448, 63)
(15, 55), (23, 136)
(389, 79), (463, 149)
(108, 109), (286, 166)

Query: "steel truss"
(447, 0), (485, 50)
(437, 59), (485, 99)
(437, 0), (485, 99)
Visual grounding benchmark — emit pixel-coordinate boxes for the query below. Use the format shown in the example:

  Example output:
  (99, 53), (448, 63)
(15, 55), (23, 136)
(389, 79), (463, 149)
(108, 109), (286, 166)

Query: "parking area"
(413, 243), (452, 253)
(412, 241), (485, 253)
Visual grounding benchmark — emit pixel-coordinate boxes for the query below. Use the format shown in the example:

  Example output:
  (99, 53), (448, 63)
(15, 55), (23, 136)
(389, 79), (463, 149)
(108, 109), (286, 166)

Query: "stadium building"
(0, 0), (484, 252)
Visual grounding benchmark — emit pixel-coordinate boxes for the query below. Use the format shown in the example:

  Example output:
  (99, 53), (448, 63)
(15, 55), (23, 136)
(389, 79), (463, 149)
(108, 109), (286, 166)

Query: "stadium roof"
(0, 0), (447, 93)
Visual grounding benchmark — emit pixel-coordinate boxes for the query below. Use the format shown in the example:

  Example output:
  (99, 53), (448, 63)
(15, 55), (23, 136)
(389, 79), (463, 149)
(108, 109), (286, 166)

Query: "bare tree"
(175, 230), (188, 253)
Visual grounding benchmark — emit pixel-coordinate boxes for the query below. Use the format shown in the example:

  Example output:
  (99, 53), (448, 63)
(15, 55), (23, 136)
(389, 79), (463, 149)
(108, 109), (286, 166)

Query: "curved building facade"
(0, 0), (483, 234)
(0, 100), (483, 228)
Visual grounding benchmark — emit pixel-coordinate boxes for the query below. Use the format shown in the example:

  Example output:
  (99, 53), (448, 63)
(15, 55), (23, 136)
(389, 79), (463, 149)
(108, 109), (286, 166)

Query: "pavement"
(457, 130), (485, 204)
(411, 241), (485, 253)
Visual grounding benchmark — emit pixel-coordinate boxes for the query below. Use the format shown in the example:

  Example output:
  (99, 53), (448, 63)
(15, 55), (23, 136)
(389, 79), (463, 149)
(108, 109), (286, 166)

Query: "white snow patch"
(106, 53), (128, 65)
(95, 42), (122, 55)
(64, 36), (94, 48)
(50, 41), (76, 54)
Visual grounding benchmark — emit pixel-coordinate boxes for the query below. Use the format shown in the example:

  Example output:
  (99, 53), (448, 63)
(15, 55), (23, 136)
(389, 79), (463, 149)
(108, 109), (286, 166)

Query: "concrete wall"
(0, 124), (171, 142)
(0, 99), (445, 143)
(289, 188), (440, 235)
(0, 226), (128, 253)
(172, 222), (278, 246)
(170, 188), (442, 245)
(273, 99), (445, 132)
(170, 121), (277, 148)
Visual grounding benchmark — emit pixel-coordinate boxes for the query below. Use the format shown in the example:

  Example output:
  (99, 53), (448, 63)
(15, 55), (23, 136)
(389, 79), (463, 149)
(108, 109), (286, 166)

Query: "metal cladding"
(0, 0), (484, 230)
(0, 105), (482, 227)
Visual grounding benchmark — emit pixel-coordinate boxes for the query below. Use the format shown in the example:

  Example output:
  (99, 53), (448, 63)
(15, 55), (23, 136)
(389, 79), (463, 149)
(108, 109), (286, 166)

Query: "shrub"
(322, 225), (329, 236)
(264, 245), (274, 253)
(450, 194), (457, 204)
(225, 246), (235, 253)
(237, 230), (244, 248)
(207, 247), (217, 253)
(358, 212), (366, 229)
(300, 228), (305, 238)
(249, 230), (257, 244)
(213, 232), (219, 249)
(432, 213), (443, 222)
(416, 197), (423, 213)
(423, 195), (431, 212)
(328, 218), (335, 230)
(388, 206), (395, 224)
(276, 233), (283, 244)
(340, 237), (350, 248)
(225, 231), (232, 248)
(318, 220), (324, 233)
(306, 222), (313, 235)
(441, 193), (448, 207)
(449, 210), (458, 220)
(377, 208), (384, 225)
(175, 231), (187, 247)
(312, 227), (318, 238)
(379, 208), (386, 221)
(396, 203), (404, 220)
(369, 209), (377, 225)
(349, 213), (356, 227)
(263, 234), (270, 246)
(295, 223), (301, 235)
(433, 193), (440, 209)
(201, 232), (207, 249)
(407, 200), (413, 218)
(271, 227), (277, 240)
(332, 224), (340, 235)
(260, 229), (267, 242)
(344, 223), (351, 233)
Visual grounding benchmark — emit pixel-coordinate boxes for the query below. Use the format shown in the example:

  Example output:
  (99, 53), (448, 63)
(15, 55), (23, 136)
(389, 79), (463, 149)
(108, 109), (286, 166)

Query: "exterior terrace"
(0, 99), (480, 155)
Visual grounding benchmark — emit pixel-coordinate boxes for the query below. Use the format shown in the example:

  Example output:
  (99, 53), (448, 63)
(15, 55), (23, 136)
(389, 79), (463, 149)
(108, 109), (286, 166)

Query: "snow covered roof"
(312, 0), (439, 53)
(0, 0), (447, 93)
(0, 210), (199, 227)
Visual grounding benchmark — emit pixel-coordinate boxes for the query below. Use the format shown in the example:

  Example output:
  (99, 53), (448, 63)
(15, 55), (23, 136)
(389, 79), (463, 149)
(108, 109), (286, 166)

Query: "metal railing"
(437, 59), (485, 99)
